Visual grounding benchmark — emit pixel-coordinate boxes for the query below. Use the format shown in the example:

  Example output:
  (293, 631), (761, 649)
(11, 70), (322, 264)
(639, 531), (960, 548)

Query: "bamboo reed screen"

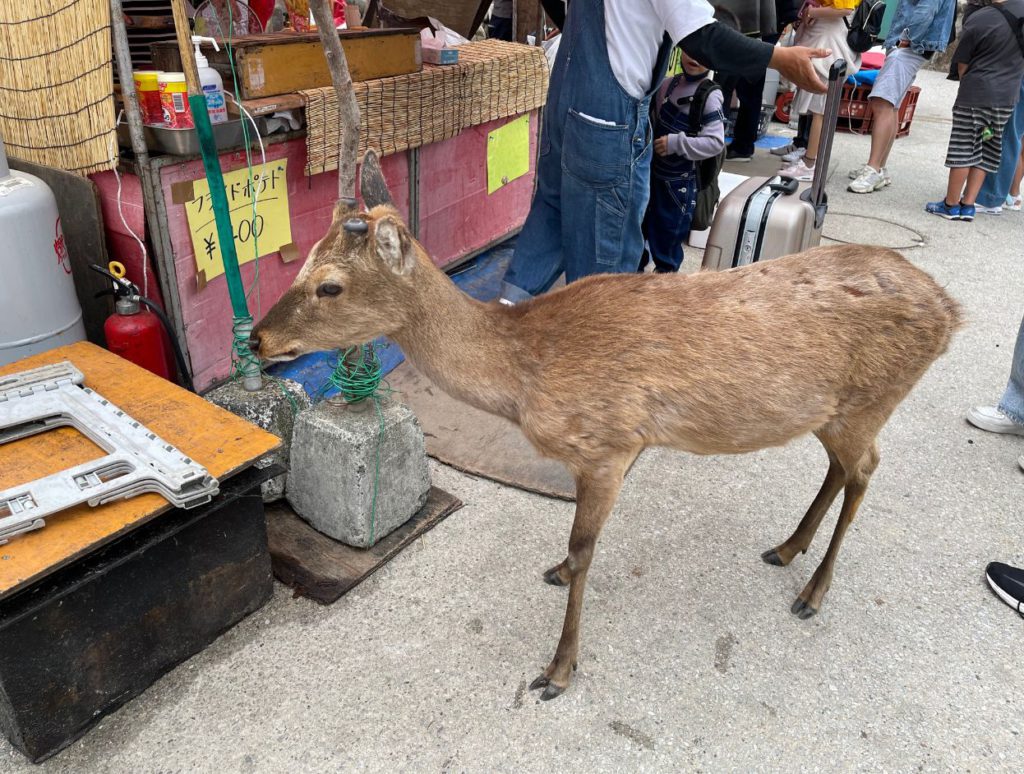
(302, 40), (549, 176)
(0, 0), (116, 175)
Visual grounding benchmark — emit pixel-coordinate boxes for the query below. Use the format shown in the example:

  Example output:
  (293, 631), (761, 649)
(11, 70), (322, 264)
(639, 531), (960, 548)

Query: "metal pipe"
(108, 0), (150, 166)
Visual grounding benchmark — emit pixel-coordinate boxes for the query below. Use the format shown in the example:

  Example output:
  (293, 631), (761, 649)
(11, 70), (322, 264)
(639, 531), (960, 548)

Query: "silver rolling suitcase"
(702, 60), (847, 271)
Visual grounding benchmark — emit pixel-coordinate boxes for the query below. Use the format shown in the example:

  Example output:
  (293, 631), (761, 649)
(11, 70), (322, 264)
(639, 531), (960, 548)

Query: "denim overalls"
(640, 76), (703, 274)
(500, 0), (674, 301)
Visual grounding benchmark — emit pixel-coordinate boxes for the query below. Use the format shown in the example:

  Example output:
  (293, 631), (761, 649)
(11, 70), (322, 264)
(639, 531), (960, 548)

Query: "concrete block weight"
(204, 378), (312, 502)
(287, 399), (431, 548)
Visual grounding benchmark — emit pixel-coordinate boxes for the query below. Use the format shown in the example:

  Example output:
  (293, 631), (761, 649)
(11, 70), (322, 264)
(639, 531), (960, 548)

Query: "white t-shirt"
(605, 0), (716, 99)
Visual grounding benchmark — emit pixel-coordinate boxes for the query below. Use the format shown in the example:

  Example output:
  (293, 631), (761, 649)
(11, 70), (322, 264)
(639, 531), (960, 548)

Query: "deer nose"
(248, 333), (261, 355)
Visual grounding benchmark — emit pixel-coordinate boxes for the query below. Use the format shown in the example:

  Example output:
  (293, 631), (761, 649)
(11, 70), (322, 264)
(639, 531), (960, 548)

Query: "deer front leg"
(762, 455), (845, 567)
(529, 456), (631, 700)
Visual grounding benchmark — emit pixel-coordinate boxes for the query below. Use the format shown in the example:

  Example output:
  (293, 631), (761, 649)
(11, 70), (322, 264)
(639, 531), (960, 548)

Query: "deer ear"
(360, 149), (393, 208)
(373, 215), (416, 276)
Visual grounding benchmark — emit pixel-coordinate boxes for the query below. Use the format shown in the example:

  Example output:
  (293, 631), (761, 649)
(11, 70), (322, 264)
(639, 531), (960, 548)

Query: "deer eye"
(316, 282), (343, 298)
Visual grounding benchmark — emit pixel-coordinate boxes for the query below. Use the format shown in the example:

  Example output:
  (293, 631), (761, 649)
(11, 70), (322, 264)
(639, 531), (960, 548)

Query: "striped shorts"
(945, 105), (1015, 173)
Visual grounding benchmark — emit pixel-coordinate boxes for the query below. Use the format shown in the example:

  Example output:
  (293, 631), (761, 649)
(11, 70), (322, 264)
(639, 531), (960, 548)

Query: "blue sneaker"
(958, 203), (976, 222)
(925, 200), (961, 220)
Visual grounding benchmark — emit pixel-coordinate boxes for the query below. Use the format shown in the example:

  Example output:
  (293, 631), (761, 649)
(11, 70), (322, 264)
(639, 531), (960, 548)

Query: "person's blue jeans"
(999, 315), (1024, 425)
(500, 117), (653, 302)
(640, 172), (697, 273)
(499, 0), (670, 303)
(977, 81), (1024, 209)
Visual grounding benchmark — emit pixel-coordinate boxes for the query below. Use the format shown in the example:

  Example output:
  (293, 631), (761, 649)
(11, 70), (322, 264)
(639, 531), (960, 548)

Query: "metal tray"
(117, 119), (250, 156)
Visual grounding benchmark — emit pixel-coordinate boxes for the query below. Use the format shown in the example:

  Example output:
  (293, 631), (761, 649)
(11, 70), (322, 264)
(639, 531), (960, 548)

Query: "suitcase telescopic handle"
(807, 59), (847, 224)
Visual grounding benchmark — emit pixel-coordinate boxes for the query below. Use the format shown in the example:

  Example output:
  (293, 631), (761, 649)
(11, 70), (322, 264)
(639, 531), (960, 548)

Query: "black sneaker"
(726, 148), (753, 162)
(986, 562), (1024, 616)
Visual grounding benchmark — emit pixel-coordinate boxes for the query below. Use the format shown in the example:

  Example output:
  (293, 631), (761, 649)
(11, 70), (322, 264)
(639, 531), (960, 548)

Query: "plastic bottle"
(191, 35), (228, 125)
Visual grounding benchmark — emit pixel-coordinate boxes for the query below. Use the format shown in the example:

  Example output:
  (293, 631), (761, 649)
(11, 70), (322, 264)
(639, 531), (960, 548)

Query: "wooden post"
(514, 0), (544, 45)
(309, 0), (362, 204)
(169, 0), (203, 96)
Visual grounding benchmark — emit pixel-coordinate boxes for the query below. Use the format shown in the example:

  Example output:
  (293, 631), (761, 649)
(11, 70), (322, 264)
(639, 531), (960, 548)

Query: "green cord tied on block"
(321, 344), (384, 404)
(316, 343), (389, 545)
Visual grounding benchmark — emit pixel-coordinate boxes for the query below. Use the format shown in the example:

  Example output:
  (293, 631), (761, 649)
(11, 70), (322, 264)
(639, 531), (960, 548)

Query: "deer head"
(250, 150), (423, 362)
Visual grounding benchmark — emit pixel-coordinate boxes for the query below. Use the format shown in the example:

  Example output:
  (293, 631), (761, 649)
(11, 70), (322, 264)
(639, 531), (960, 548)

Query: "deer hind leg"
(529, 452), (634, 701)
(791, 440), (880, 620)
(762, 444), (846, 567)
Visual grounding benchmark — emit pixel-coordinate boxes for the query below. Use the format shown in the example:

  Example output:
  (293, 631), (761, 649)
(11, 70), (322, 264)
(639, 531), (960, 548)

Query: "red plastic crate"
(837, 84), (920, 138)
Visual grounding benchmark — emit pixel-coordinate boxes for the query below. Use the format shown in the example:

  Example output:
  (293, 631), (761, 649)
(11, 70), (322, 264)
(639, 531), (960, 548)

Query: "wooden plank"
(241, 93), (306, 116)
(381, 1), (490, 39)
(151, 29), (423, 99)
(388, 362), (576, 500)
(7, 158), (112, 346)
(266, 487), (463, 604)
(0, 341), (281, 599)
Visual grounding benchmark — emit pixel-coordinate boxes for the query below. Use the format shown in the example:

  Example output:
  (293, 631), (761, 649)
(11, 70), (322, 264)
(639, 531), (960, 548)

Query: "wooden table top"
(0, 342), (280, 599)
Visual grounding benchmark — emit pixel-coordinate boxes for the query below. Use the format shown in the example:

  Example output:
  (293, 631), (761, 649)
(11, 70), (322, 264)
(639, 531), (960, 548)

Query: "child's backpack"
(845, 0), (887, 54)
(688, 79), (726, 233)
(994, 4), (1024, 57)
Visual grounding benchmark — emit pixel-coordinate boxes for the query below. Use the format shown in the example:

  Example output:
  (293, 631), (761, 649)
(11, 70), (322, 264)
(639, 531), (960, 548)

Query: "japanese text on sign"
(183, 159), (292, 283)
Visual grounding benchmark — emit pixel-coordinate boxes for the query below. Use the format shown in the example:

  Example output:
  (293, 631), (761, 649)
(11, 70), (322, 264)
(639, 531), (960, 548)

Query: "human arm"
(951, 13), (982, 70)
(679, 22), (830, 92)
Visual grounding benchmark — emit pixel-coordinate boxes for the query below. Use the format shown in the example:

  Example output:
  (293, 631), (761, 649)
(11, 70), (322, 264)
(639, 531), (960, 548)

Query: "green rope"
(316, 344), (389, 545)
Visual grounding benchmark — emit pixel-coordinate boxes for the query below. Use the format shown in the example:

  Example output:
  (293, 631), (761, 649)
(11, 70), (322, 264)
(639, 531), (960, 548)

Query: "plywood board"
(0, 341), (281, 599)
(388, 362), (576, 500)
(266, 487), (463, 604)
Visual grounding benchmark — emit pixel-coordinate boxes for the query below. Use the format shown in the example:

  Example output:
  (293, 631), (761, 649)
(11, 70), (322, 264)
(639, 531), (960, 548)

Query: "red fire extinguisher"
(91, 263), (194, 391)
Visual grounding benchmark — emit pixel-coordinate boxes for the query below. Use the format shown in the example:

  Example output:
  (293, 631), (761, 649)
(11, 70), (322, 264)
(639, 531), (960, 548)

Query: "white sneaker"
(977, 204), (1003, 215)
(848, 166), (889, 194)
(1006, 194), (1022, 211)
(770, 142), (796, 157)
(779, 159), (814, 181)
(781, 147), (806, 163)
(967, 406), (1024, 436)
(848, 163), (872, 180)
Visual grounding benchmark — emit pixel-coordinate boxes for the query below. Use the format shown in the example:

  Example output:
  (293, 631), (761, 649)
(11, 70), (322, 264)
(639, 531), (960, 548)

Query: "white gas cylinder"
(0, 134), (86, 366)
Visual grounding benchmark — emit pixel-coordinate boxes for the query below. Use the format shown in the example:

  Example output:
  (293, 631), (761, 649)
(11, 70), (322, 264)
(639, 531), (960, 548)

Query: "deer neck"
(392, 264), (525, 422)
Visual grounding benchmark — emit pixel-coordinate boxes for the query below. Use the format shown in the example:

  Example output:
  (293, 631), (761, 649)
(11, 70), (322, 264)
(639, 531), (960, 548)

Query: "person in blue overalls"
(641, 49), (726, 273)
(499, 0), (831, 304)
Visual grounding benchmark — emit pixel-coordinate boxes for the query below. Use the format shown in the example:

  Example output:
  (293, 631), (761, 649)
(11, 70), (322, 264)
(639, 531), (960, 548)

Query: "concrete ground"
(5, 69), (1023, 772)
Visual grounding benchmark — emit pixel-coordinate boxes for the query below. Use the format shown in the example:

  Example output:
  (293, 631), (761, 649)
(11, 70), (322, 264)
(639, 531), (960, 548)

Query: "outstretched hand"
(770, 46), (831, 94)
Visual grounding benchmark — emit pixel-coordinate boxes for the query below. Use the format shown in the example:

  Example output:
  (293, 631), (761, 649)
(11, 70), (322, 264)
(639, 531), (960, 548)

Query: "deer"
(250, 149), (963, 701)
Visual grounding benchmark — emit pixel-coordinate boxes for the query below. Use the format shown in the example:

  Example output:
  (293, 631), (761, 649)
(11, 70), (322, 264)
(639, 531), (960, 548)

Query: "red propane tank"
(104, 297), (176, 380)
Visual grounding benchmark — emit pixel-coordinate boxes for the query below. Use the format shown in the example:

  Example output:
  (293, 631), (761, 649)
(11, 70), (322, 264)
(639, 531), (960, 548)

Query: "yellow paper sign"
(184, 159), (292, 283)
(487, 114), (530, 195)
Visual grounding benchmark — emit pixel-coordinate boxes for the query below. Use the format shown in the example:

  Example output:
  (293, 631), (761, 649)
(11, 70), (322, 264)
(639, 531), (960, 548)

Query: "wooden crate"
(151, 28), (422, 99)
(0, 466), (273, 762)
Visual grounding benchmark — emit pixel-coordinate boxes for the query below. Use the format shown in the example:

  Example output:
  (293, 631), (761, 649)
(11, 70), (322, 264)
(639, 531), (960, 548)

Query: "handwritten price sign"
(183, 159), (292, 284)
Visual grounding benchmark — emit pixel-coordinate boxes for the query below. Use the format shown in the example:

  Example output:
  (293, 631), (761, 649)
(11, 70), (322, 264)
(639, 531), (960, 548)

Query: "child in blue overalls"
(640, 50), (726, 273)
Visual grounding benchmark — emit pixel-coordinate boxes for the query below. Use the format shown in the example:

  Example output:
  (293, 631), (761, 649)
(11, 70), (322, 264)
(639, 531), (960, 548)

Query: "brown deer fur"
(251, 151), (963, 701)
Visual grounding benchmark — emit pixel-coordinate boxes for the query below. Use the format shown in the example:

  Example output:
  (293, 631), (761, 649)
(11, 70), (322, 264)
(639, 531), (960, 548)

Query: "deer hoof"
(790, 597), (818, 619)
(543, 565), (570, 587)
(528, 673), (568, 700)
(540, 683), (567, 701)
(528, 674), (567, 701)
(761, 548), (786, 566)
